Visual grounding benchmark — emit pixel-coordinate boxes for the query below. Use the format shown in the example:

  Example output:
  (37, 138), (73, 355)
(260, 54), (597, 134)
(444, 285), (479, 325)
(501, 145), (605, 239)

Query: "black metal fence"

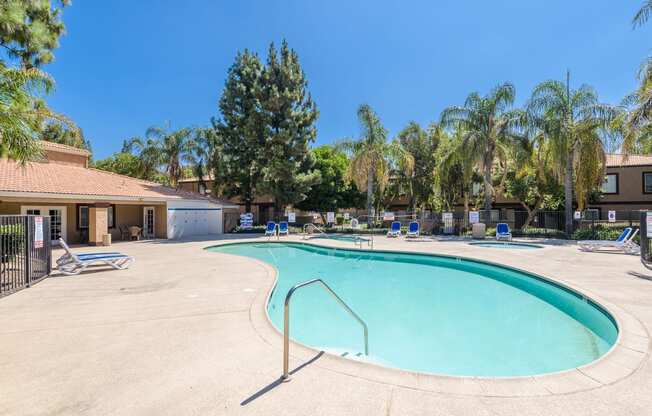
(279, 209), (645, 239)
(1, 215), (52, 297)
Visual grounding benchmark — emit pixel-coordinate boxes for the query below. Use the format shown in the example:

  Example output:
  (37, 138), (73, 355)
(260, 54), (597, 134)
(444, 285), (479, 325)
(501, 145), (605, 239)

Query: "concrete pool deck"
(1, 234), (651, 415)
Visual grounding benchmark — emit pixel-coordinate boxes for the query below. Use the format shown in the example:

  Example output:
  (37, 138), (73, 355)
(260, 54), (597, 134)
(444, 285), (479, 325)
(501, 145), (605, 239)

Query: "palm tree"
(188, 127), (221, 193)
(340, 104), (389, 225)
(0, 63), (76, 162)
(122, 136), (163, 181)
(633, 1), (652, 27)
(527, 73), (615, 234)
(622, 58), (652, 153)
(124, 123), (193, 187)
(440, 82), (522, 213)
(146, 124), (192, 188)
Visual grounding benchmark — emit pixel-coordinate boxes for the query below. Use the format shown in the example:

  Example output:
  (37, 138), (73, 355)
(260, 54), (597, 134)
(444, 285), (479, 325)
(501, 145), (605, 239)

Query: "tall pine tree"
(214, 50), (267, 212)
(259, 40), (320, 215)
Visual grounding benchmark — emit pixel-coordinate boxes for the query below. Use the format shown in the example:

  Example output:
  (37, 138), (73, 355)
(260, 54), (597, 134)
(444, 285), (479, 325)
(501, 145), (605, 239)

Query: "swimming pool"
(308, 234), (370, 243)
(470, 242), (544, 249)
(207, 242), (617, 377)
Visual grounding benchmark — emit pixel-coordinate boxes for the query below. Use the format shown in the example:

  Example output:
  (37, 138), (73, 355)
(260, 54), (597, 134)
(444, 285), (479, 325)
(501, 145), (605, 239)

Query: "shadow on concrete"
(628, 271), (652, 281)
(240, 351), (324, 406)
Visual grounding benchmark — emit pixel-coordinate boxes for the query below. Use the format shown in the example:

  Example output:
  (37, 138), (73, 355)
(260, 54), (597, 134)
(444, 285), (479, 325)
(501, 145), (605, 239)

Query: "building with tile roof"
(0, 142), (237, 245)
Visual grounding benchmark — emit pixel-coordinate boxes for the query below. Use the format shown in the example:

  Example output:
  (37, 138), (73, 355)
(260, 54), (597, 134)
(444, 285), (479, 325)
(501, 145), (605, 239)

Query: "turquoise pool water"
(470, 242), (544, 249)
(309, 234), (370, 243)
(207, 242), (617, 377)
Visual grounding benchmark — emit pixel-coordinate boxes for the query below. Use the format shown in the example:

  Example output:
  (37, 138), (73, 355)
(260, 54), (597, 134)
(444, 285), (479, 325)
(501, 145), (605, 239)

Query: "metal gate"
(0, 215), (52, 297)
(640, 211), (652, 270)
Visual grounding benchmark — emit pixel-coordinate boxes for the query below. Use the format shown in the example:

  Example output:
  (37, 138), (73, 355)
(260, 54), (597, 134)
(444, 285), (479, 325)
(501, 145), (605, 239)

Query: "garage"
(166, 200), (226, 239)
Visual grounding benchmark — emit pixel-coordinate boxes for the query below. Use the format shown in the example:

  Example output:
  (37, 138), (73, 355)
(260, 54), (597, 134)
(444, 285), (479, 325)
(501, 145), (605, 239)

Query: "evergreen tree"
(214, 50), (266, 213)
(0, 0), (69, 68)
(259, 40), (320, 214)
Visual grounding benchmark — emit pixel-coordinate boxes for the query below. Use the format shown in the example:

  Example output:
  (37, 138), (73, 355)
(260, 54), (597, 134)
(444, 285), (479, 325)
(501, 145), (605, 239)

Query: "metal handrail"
(282, 278), (369, 380)
(302, 223), (326, 239)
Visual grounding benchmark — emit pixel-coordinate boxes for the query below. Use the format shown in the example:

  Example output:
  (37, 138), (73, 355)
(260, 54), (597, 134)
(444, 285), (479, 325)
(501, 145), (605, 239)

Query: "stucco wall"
(44, 150), (88, 167)
(600, 166), (652, 206)
(0, 201), (80, 243)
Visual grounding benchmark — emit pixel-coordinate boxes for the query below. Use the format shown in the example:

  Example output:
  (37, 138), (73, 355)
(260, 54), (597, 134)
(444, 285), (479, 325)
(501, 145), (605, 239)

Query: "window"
(78, 205), (115, 229)
(601, 173), (618, 194)
(644, 172), (652, 194)
(78, 205), (89, 229)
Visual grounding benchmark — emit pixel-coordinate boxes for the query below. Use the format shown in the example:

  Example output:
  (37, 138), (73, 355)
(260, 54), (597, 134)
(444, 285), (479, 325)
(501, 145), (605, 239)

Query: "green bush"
(572, 225), (630, 241)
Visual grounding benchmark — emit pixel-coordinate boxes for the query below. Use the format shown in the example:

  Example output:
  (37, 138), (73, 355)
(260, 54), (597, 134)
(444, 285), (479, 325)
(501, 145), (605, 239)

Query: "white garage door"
(167, 208), (223, 239)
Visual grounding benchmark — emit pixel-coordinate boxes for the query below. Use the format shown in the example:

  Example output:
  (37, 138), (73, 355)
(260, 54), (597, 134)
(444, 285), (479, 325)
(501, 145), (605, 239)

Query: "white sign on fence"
(326, 212), (335, 223)
(34, 216), (44, 248)
(344, 213), (350, 220)
(288, 212), (296, 223)
(647, 212), (652, 238)
(469, 211), (479, 224)
(574, 211), (582, 220)
(608, 210), (616, 223)
(383, 211), (395, 221)
(240, 213), (253, 229)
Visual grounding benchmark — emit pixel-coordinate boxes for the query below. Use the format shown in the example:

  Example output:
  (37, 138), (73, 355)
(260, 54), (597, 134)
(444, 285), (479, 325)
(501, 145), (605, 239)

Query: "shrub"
(572, 225), (628, 241)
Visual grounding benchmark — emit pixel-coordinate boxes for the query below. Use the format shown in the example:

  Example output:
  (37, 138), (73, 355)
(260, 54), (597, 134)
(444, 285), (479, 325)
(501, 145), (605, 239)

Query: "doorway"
(143, 207), (155, 238)
(20, 206), (66, 244)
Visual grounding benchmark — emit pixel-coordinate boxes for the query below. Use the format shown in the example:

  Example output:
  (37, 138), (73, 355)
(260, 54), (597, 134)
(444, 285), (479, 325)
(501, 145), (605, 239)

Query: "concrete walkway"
(1, 235), (651, 415)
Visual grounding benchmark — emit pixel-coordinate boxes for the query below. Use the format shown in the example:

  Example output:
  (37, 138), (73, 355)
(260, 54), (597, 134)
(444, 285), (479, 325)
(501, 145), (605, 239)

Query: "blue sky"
(46, 1), (650, 159)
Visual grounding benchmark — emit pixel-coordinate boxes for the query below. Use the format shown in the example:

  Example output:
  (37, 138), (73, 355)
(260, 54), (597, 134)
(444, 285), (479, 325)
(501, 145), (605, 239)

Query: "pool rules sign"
(34, 216), (44, 248)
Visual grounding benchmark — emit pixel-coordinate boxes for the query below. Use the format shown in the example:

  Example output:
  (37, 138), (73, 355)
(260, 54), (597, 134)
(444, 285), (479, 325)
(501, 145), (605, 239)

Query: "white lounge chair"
(578, 228), (640, 254)
(496, 223), (512, 241)
(57, 238), (134, 275)
(406, 221), (420, 238)
(387, 221), (401, 238)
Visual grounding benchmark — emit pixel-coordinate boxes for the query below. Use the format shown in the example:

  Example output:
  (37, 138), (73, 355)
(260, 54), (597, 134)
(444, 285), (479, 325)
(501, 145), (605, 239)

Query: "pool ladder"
(282, 278), (369, 380)
(302, 223), (327, 239)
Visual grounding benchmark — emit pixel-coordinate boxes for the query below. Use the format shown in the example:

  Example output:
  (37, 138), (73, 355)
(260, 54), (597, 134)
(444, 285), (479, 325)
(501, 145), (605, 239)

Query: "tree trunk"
(564, 155), (574, 236)
(521, 200), (541, 229)
(366, 169), (374, 226)
(483, 164), (493, 214)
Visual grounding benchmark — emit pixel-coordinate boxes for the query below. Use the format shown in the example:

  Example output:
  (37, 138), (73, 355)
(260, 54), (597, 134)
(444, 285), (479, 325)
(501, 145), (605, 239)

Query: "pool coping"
(208, 239), (650, 398)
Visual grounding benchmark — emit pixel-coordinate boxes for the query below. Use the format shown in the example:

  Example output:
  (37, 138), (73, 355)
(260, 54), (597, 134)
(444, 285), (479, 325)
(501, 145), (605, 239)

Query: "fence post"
(24, 216), (31, 288)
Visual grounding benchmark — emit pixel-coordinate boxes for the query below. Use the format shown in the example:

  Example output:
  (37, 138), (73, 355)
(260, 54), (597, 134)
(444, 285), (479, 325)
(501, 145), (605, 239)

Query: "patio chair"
(387, 221), (401, 238)
(265, 221), (277, 237)
(496, 223), (512, 241)
(406, 221), (420, 238)
(119, 224), (130, 240)
(278, 221), (289, 236)
(578, 228), (640, 255)
(56, 238), (134, 276)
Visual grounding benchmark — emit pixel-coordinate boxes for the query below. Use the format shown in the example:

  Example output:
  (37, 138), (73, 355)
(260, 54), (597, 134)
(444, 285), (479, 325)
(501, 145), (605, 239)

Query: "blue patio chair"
(496, 223), (512, 241)
(278, 221), (289, 236)
(265, 221), (277, 236)
(387, 221), (401, 238)
(406, 221), (420, 238)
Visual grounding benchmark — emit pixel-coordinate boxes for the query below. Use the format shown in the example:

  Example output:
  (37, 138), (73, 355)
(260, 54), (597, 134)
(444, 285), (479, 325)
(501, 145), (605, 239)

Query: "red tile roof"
(40, 140), (91, 156)
(0, 158), (233, 204)
(606, 154), (652, 167)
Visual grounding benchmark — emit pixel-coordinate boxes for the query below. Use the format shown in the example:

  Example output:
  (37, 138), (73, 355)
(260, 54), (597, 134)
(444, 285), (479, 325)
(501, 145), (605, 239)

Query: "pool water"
(309, 234), (370, 243)
(207, 242), (617, 377)
(470, 242), (543, 249)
